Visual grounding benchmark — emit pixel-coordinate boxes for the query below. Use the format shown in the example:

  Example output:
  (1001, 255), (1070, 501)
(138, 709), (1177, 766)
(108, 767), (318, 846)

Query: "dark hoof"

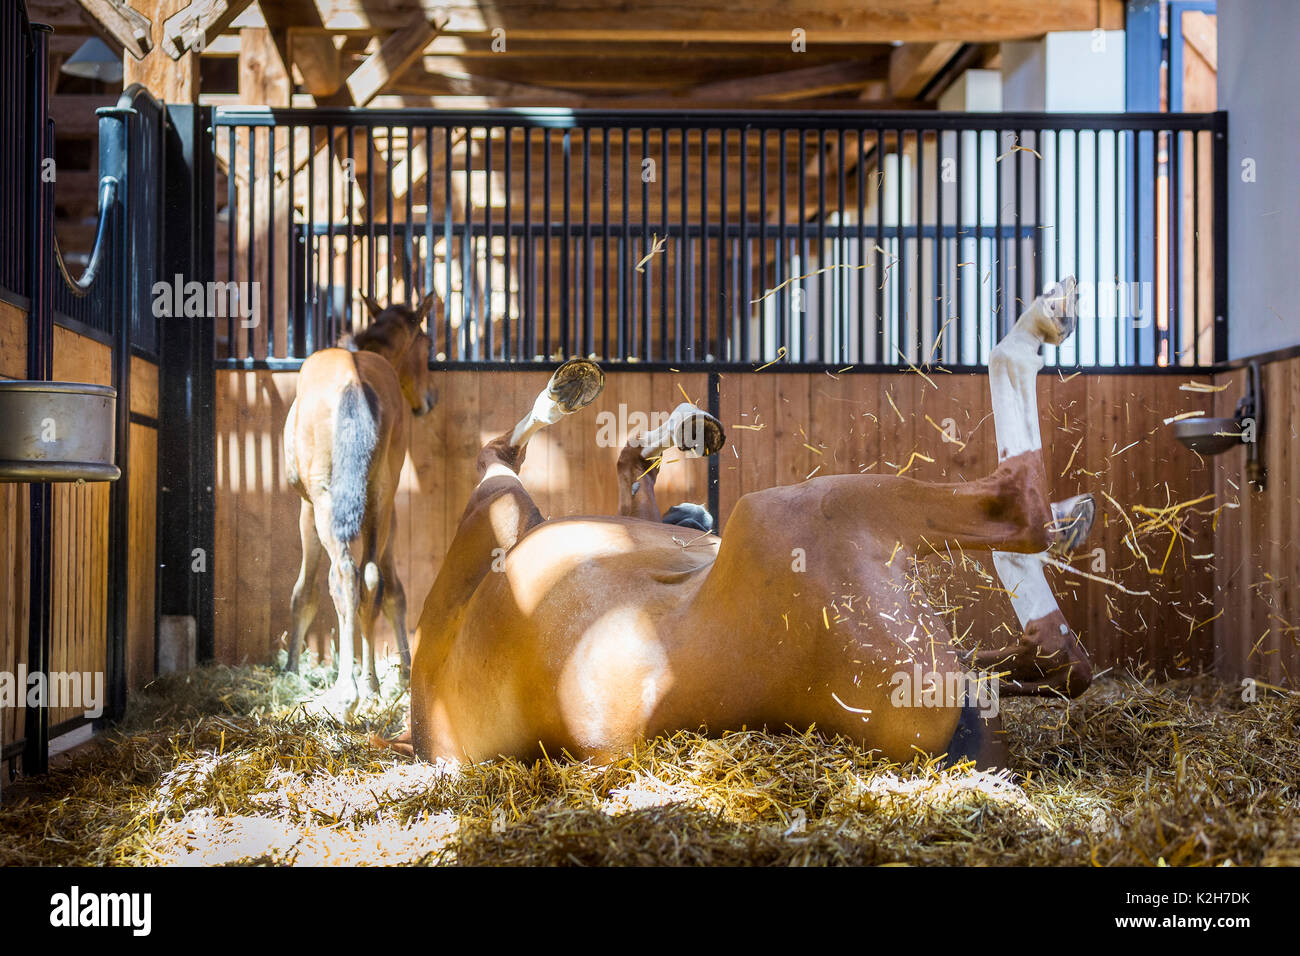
(547, 358), (606, 413)
(674, 411), (725, 457)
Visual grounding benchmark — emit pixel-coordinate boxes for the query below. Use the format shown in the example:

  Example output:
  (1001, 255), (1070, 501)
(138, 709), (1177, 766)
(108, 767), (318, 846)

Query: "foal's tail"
(331, 381), (378, 543)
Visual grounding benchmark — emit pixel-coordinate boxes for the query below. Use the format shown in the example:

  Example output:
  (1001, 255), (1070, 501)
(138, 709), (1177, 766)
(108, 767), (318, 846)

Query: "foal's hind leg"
(377, 526), (410, 682)
(288, 500), (324, 673)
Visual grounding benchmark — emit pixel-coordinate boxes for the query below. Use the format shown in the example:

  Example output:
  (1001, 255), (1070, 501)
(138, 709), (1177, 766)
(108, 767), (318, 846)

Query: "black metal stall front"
(210, 107), (1227, 375)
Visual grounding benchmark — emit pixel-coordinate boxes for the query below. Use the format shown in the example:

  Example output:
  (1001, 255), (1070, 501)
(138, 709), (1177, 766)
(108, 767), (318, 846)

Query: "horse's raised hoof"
(673, 408), (725, 457)
(547, 358), (606, 413)
(1049, 492), (1095, 556)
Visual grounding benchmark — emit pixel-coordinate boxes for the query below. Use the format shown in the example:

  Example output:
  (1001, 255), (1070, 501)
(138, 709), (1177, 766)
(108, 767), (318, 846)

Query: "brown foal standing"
(284, 295), (437, 703)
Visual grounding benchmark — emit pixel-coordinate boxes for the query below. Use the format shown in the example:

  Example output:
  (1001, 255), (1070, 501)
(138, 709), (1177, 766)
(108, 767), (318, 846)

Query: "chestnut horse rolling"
(408, 279), (1093, 767)
(285, 295), (437, 703)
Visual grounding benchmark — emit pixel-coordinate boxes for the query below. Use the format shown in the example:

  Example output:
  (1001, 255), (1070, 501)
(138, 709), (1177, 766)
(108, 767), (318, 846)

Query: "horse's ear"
(336, 332), (358, 351)
(416, 292), (439, 324)
(361, 295), (385, 319)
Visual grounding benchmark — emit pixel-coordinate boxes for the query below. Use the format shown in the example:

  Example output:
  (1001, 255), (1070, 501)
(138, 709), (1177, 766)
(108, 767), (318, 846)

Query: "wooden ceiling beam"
(681, 59), (883, 102)
(72, 0), (152, 59)
(161, 0), (253, 58)
(886, 42), (963, 99)
(344, 10), (448, 107)
(222, 1), (1123, 42)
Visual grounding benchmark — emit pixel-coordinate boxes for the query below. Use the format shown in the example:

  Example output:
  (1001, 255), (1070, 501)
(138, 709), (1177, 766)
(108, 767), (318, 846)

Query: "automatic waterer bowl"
(0, 381), (120, 482)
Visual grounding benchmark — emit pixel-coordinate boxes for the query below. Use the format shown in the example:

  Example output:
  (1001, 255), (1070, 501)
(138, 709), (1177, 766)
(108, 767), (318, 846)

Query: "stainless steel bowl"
(0, 381), (120, 481)
(1171, 416), (1242, 456)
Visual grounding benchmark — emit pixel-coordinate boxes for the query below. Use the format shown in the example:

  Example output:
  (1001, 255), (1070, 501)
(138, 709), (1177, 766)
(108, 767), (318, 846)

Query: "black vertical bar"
(837, 128), (846, 363)
(1114, 129), (1121, 366)
(464, 127), (475, 360)
(740, 127), (750, 363)
(1014, 128), (1023, 324)
(760, 129), (769, 362)
(778, 130), (787, 357)
(896, 129), (904, 363)
(404, 125), (414, 307)
(934, 127), (943, 364)
(561, 128), (571, 358)
(345, 126), (354, 337)
(816, 128), (826, 362)
(643, 126), (652, 360)
(1033, 127), (1042, 303)
(267, 123), (276, 357)
(23, 24), (53, 773)
(857, 128), (866, 364)
(1191, 129), (1200, 367)
(386, 127), (396, 312)
(718, 127), (728, 361)
(1094, 128), (1101, 366)
(701, 128), (710, 358)
(603, 128), (610, 360)
(484, 127), (493, 359)
(1074, 128), (1081, 366)
(1054, 128), (1062, 349)
(325, 126), (334, 345)
(226, 126), (236, 356)
(503, 127), (511, 361)
(367, 126), (375, 306)
(660, 128), (669, 361)
(444, 126), (454, 359)
(434, 126), (444, 348)
(287, 120), (297, 357)
(915, 127), (923, 363)
(955, 127), (963, 365)
(247, 125), (256, 357)
(875, 129), (884, 364)
(797, 129), (806, 360)
(620, 127), (628, 359)
(974, 128), (983, 361)
(1151, 127), (1163, 367)
(1168, 128), (1180, 366)
(1130, 130), (1140, 365)
(677, 128), (686, 363)
(993, 128), (1003, 345)
(583, 128), (592, 358)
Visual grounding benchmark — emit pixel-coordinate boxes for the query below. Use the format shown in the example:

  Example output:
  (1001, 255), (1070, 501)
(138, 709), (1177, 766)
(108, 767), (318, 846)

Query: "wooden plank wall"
(1, 300), (30, 757)
(46, 327), (112, 728)
(1213, 356), (1300, 687)
(214, 368), (711, 665)
(215, 365), (1223, 676)
(0, 305), (159, 758)
(127, 356), (159, 692)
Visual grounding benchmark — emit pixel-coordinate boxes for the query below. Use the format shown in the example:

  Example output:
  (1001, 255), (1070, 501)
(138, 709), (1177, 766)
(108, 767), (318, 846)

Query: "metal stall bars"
(209, 107), (1226, 375)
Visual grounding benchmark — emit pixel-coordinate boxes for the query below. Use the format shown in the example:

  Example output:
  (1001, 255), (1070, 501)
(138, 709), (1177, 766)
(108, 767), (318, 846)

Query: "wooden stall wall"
(46, 327), (112, 728)
(1213, 355), (1300, 687)
(1, 300), (30, 758)
(214, 369), (711, 666)
(127, 356), (159, 692)
(217, 366), (1220, 676)
(0, 308), (158, 754)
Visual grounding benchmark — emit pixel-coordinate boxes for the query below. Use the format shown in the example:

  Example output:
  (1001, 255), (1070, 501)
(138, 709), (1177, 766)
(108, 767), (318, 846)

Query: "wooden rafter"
(162, 0), (253, 58)
(682, 59), (884, 102)
(886, 42), (963, 99)
(73, 0), (152, 59)
(344, 10), (448, 107)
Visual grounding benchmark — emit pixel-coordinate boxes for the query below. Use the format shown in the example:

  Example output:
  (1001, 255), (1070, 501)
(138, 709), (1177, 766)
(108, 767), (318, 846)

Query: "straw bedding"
(1, 657), (1297, 867)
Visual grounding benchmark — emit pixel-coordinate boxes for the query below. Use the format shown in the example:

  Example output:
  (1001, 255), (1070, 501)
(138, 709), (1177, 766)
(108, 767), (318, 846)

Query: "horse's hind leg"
(288, 500), (324, 673)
